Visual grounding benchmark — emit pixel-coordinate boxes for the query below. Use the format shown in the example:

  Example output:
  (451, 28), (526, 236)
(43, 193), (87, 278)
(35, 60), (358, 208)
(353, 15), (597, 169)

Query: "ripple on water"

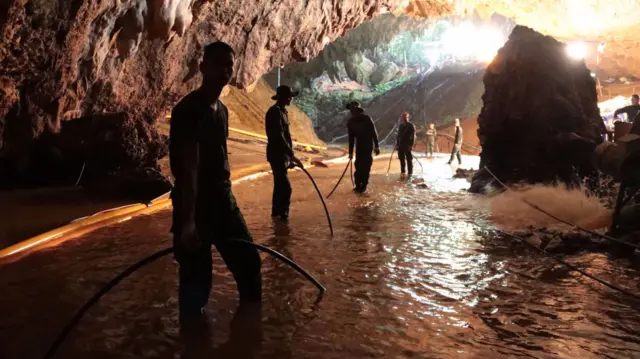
(1, 157), (639, 359)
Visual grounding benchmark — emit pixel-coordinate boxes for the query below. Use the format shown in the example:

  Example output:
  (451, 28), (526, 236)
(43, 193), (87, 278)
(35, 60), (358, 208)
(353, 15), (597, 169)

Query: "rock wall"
(470, 26), (603, 193)
(263, 13), (432, 90)
(0, 0), (454, 188)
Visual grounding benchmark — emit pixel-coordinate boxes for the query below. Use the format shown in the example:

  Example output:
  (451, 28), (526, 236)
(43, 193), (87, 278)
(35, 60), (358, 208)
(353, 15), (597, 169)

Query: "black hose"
(387, 148), (395, 174)
(298, 166), (334, 236)
(326, 160), (351, 199)
(419, 207), (640, 303)
(42, 247), (173, 359)
(412, 152), (424, 173)
(75, 162), (86, 187)
(42, 239), (326, 359)
(484, 166), (640, 251)
(496, 229), (640, 302)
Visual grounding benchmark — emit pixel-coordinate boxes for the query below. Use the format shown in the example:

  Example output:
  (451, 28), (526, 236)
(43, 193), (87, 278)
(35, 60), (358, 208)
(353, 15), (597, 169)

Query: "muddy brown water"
(1, 155), (639, 359)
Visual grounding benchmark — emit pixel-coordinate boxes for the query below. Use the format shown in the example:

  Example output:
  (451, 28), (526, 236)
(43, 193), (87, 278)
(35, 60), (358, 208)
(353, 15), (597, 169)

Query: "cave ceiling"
(397, 0), (640, 78)
(1, 0), (638, 155)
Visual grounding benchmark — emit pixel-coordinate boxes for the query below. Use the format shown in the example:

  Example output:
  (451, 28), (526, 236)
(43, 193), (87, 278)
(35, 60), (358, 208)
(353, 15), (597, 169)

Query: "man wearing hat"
(395, 111), (416, 176)
(346, 101), (380, 193)
(266, 85), (303, 220)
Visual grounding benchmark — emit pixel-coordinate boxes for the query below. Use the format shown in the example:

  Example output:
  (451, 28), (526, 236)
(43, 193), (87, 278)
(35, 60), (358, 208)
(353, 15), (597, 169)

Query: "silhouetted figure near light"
(265, 85), (303, 221)
(447, 118), (463, 165)
(426, 123), (437, 158)
(346, 101), (380, 193)
(613, 94), (640, 122)
(170, 41), (262, 319)
(395, 112), (415, 176)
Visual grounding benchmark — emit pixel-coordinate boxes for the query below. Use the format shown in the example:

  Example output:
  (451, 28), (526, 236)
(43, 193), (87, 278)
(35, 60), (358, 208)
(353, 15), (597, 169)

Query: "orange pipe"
(0, 203), (147, 259)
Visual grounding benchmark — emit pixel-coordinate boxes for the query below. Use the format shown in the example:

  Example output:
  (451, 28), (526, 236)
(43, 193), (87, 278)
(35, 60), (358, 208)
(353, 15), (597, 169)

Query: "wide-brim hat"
(345, 101), (364, 111)
(272, 85), (299, 100)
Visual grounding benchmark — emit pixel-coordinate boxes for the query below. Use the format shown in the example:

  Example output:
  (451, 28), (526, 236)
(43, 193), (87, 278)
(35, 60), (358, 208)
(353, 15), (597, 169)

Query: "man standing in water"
(426, 123), (437, 158)
(265, 85), (303, 221)
(170, 41), (262, 319)
(347, 101), (380, 193)
(395, 112), (416, 176)
(446, 118), (463, 165)
(613, 94), (640, 123)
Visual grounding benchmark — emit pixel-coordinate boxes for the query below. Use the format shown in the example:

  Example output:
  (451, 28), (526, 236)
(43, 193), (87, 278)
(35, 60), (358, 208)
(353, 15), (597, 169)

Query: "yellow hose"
(0, 203), (147, 259)
(165, 114), (328, 150)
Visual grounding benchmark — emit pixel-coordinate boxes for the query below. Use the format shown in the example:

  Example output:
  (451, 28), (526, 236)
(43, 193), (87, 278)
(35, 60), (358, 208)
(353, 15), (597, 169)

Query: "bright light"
(475, 27), (505, 63)
(438, 23), (506, 64)
(566, 41), (588, 59)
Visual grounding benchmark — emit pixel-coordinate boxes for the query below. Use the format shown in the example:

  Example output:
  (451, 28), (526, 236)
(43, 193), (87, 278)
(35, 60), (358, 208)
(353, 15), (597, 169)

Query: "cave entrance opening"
(259, 13), (512, 155)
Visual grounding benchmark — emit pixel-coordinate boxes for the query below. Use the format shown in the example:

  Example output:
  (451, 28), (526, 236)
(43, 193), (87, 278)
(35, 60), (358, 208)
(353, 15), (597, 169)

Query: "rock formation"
(345, 52), (376, 85)
(0, 0), (453, 191)
(370, 61), (401, 86)
(470, 26), (603, 193)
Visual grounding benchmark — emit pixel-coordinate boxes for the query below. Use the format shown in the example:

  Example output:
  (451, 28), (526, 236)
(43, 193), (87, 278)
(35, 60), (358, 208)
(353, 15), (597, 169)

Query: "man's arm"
(409, 124), (415, 148)
(169, 110), (199, 233)
(613, 106), (631, 118)
(369, 116), (380, 149)
(265, 108), (294, 157)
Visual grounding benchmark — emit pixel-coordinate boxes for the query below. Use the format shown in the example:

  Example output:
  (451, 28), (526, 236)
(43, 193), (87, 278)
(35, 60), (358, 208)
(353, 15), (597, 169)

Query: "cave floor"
(2, 155), (640, 359)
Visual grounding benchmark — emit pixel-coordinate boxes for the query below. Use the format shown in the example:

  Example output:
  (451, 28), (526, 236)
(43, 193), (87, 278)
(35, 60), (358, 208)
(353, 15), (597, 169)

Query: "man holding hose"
(170, 41), (262, 319)
(265, 85), (303, 221)
(347, 101), (380, 193)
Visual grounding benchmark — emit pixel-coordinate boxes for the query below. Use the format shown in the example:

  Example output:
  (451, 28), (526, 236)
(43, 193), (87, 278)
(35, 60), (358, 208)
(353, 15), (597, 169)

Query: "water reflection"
(1, 156), (639, 358)
(180, 303), (262, 359)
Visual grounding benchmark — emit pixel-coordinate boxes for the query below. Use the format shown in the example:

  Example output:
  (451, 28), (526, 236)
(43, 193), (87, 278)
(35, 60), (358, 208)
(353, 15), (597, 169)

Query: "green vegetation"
(374, 75), (415, 93)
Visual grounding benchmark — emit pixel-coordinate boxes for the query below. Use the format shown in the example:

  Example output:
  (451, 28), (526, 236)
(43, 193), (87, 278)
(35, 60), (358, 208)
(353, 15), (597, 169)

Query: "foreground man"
(265, 85), (303, 221)
(426, 123), (437, 158)
(613, 94), (640, 123)
(170, 41), (261, 318)
(347, 101), (380, 193)
(396, 112), (416, 176)
(447, 118), (463, 165)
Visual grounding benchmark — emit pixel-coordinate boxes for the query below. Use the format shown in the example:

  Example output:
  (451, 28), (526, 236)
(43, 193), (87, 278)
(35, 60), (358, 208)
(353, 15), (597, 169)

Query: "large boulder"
(344, 52), (376, 85)
(470, 26), (603, 193)
(370, 61), (401, 85)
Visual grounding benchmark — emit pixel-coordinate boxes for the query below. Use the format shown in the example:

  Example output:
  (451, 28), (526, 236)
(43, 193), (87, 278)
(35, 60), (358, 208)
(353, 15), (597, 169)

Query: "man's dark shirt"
(453, 125), (463, 145)
(265, 104), (294, 162)
(396, 121), (415, 149)
(169, 90), (231, 232)
(613, 105), (640, 122)
(348, 113), (379, 155)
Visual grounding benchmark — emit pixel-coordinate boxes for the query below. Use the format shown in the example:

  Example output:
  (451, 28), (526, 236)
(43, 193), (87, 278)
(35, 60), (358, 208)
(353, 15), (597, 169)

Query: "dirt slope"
(157, 79), (324, 147)
(223, 80), (324, 146)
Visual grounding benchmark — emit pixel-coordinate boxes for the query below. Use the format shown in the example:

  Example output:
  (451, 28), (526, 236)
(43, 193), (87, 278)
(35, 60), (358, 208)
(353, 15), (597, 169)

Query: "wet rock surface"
(471, 26), (603, 193)
(2, 1), (451, 189)
(453, 168), (476, 182)
(0, 112), (170, 199)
